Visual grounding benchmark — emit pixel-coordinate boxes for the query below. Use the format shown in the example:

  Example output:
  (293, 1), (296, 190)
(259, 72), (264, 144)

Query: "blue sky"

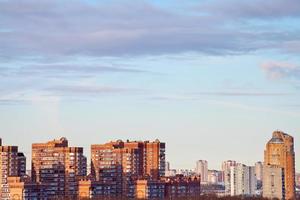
(0, 0), (300, 170)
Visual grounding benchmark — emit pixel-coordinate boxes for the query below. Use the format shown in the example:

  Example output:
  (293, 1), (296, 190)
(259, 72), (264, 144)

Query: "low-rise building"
(7, 176), (46, 200)
(164, 175), (201, 199)
(136, 179), (165, 199)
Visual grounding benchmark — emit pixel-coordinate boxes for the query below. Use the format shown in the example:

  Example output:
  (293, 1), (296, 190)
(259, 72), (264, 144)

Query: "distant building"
(255, 161), (263, 182)
(176, 169), (195, 176)
(296, 173), (300, 187)
(263, 131), (296, 200)
(222, 160), (237, 195)
(165, 161), (176, 177)
(208, 170), (223, 185)
(255, 161), (263, 191)
(229, 163), (256, 196)
(195, 160), (208, 184)
(0, 139), (27, 199)
(32, 137), (87, 199)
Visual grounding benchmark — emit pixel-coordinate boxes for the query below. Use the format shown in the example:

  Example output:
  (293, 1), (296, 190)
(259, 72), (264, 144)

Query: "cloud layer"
(0, 0), (300, 59)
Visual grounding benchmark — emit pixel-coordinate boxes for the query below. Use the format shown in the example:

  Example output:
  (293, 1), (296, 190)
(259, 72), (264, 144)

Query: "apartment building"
(32, 137), (87, 199)
(0, 139), (26, 199)
(91, 139), (165, 197)
(229, 163), (256, 196)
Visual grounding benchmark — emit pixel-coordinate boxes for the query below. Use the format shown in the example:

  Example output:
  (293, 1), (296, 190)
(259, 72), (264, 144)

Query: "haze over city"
(0, 0), (299, 173)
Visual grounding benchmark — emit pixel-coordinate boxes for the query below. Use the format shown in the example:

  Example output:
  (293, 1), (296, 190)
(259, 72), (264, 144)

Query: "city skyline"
(0, 0), (300, 173)
(0, 131), (297, 199)
(0, 130), (298, 172)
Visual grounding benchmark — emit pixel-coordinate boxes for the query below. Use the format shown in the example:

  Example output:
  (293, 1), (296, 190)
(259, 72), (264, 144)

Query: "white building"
(195, 160), (208, 184)
(229, 163), (256, 196)
(222, 160), (237, 195)
(165, 162), (176, 177)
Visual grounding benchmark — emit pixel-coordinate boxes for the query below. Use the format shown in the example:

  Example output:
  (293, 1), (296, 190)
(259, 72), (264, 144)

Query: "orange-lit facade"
(263, 131), (296, 200)
(78, 175), (200, 199)
(7, 176), (47, 200)
(91, 139), (165, 197)
(32, 137), (87, 199)
(0, 139), (26, 199)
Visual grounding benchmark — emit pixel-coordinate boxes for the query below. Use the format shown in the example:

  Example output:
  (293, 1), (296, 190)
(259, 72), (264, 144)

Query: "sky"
(0, 0), (300, 171)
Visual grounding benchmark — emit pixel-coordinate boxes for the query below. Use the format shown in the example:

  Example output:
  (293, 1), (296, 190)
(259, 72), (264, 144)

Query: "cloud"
(46, 85), (143, 96)
(193, 92), (290, 96)
(11, 64), (147, 78)
(260, 61), (300, 80)
(0, 0), (299, 59)
(198, 0), (300, 19)
(150, 91), (290, 102)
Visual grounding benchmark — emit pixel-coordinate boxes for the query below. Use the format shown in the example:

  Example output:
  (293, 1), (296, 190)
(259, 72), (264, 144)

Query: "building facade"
(263, 131), (296, 200)
(263, 165), (285, 199)
(195, 160), (208, 184)
(7, 176), (47, 200)
(31, 137), (87, 199)
(0, 140), (26, 199)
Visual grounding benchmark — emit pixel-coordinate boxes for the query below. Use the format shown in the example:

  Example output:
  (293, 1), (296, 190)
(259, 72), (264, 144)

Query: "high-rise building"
(91, 139), (166, 197)
(0, 140), (26, 199)
(195, 160), (208, 184)
(32, 137), (87, 199)
(263, 131), (296, 200)
(222, 160), (237, 195)
(229, 163), (256, 196)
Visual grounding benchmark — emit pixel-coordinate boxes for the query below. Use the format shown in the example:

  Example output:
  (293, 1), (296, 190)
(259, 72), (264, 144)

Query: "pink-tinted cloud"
(261, 61), (300, 80)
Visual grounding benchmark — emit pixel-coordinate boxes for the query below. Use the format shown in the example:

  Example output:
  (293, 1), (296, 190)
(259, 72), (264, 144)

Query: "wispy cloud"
(260, 60), (300, 80)
(149, 90), (291, 102)
(193, 91), (290, 96)
(14, 64), (147, 78)
(46, 85), (143, 96)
